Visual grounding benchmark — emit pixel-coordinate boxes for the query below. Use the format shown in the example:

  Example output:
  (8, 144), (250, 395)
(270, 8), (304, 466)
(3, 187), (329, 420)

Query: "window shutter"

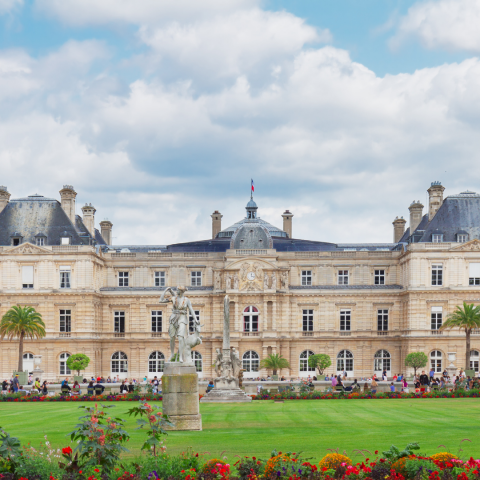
(22, 266), (34, 284)
(470, 263), (480, 277)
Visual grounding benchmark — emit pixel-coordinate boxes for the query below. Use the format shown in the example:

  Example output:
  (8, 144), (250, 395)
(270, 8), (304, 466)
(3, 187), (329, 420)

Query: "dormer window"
(61, 237), (70, 245)
(10, 232), (22, 246)
(457, 231), (468, 243)
(35, 233), (47, 246)
(432, 234), (443, 243)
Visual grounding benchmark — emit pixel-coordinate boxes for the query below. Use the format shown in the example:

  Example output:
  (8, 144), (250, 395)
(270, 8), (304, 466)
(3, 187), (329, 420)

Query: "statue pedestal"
(162, 363), (202, 431)
(201, 376), (252, 403)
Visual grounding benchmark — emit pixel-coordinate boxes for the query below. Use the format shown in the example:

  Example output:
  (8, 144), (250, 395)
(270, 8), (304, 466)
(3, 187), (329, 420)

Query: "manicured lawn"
(1, 399), (479, 462)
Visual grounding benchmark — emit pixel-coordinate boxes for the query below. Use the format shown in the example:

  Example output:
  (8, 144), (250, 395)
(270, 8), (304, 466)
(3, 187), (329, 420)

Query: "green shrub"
(15, 452), (64, 480)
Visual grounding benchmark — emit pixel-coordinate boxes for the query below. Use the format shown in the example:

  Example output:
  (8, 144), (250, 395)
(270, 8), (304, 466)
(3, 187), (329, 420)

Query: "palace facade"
(1, 182), (480, 381)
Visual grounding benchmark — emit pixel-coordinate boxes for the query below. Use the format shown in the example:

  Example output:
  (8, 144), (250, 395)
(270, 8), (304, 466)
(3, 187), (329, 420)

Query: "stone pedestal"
(201, 375), (252, 403)
(162, 362), (202, 431)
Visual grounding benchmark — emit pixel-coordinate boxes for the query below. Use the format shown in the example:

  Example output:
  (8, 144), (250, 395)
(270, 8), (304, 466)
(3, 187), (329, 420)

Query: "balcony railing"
(302, 332), (314, 337)
(151, 333), (162, 338)
(377, 331), (389, 336)
(340, 331), (351, 336)
(114, 333), (125, 338)
(431, 330), (443, 335)
(243, 332), (260, 336)
(59, 332), (71, 337)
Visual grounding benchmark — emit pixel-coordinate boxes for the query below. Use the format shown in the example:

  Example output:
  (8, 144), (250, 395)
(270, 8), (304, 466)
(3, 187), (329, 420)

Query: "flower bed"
(252, 389), (480, 401)
(0, 393), (163, 402)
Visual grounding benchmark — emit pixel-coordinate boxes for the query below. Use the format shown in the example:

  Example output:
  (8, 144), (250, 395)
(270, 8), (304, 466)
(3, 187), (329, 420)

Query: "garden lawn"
(1, 399), (479, 463)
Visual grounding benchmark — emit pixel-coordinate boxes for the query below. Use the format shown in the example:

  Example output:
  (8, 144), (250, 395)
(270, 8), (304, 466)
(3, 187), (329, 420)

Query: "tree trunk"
(17, 331), (24, 372)
(466, 329), (471, 371)
(273, 369), (277, 376)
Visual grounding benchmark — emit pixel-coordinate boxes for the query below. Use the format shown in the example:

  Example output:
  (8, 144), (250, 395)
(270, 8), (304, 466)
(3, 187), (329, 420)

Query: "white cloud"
(391, 0), (480, 52)
(35, 0), (259, 26)
(0, 0), (22, 15)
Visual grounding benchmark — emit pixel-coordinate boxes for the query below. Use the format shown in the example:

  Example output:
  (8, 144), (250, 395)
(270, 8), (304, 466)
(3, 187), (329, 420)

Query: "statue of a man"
(271, 273), (277, 290)
(159, 286), (199, 363)
(231, 347), (242, 379)
(214, 348), (223, 377)
(233, 273), (239, 290)
(264, 272), (269, 289)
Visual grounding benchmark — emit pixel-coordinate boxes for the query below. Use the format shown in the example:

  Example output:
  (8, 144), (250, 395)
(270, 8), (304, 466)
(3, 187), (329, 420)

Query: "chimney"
(392, 216), (406, 243)
(100, 219), (113, 245)
(427, 181), (445, 220)
(59, 185), (77, 225)
(81, 203), (96, 237)
(409, 201), (424, 235)
(282, 210), (294, 238)
(211, 210), (223, 239)
(0, 186), (11, 214)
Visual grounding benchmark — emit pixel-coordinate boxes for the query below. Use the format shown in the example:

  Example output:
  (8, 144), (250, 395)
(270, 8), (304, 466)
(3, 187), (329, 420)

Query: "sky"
(1, 0), (480, 245)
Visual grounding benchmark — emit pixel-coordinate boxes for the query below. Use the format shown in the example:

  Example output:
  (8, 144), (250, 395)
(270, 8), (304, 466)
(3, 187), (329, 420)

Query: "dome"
(246, 198), (258, 209)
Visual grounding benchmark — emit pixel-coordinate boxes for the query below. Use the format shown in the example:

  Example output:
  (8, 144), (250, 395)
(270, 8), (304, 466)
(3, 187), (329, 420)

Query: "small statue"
(281, 271), (289, 288)
(215, 272), (222, 290)
(233, 273), (239, 290)
(231, 347), (242, 379)
(214, 348), (223, 377)
(271, 273), (277, 290)
(238, 369), (245, 389)
(226, 273), (232, 290)
(264, 272), (269, 289)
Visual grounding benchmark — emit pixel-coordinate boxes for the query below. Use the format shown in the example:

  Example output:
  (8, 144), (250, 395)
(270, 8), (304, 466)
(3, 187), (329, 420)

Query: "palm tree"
(0, 306), (46, 372)
(259, 353), (290, 376)
(441, 302), (480, 370)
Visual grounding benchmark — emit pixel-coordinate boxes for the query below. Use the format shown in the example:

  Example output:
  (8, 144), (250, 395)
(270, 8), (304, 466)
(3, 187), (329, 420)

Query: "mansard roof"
(0, 194), (106, 246)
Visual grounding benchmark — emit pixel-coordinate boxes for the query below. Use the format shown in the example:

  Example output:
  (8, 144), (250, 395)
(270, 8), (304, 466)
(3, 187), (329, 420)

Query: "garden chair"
(95, 387), (104, 395)
(61, 387), (70, 395)
(87, 387), (94, 395)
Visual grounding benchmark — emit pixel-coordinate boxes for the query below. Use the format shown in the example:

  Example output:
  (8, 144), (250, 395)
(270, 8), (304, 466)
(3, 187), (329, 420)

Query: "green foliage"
(307, 354), (332, 374)
(404, 352), (428, 375)
(404, 458), (436, 479)
(66, 353), (91, 376)
(69, 403), (129, 471)
(235, 455), (265, 480)
(0, 306), (46, 371)
(259, 353), (290, 375)
(382, 443), (420, 462)
(127, 401), (174, 455)
(0, 426), (21, 470)
(14, 450), (65, 480)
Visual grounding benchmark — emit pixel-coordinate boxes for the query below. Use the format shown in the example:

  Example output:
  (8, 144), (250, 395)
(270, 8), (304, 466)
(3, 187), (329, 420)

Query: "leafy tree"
(259, 353), (290, 376)
(404, 352), (428, 376)
(441, 302), (480, 370)
(307, 354), (332, 375)
(0, 306), (45, 371)
(67, 353), (91, 376)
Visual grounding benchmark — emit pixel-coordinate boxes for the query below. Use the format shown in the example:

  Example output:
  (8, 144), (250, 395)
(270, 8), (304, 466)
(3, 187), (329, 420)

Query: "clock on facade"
(247, 271), (256, 280)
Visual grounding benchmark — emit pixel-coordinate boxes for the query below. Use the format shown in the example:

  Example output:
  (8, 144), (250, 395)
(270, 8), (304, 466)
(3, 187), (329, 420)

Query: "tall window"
(22, 265), (34, 289)
(337, 350), (354, 373)
(302, 309), (313, 331)
(301, 270), (312, 286)
(192, 351), (202, 372)
(377, 309), (388, 331)
(469, 263), (480, 285)
(148, 351), (165, 373)
(340, 309), (351, 331)
(23, 353), (34, 372)
(111, 351), (128, 373)
(470, 350), (480, 373)
(118, 272), (129, 287)
(114, 311), (125, 333)
(60, 309), (71, 332)
(374, 350), (391, 372)
(60, 266), (71, 289)
(374, 270), (385, 285)
(243, 306), (259, 332)
(189, 310), (200, 333)
(59, 352), (71, 375)
(299, 350), (315, 372)
(431, 307), (443, 330)
(155, 271), (166, 287)
(191, 271), (202, 286)
(242, 351), (259, 372)
(430, 350), (442, 373)
(338, 270), (349, 285)
(432, 264), (443, 286)
(151, 311), (162, 332)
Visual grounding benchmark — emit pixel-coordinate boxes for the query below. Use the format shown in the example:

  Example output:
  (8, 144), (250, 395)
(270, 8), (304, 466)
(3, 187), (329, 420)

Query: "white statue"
(231, 347), (242, 378)
(215, 272), (222, 290)
(214, 348), (223, 377)
(225, 273), (232, 290)
(233, 273), (239, 290)
(264, 272), (269, 289)
(271, 273), (277, 290)
(281, 271), (289, 288)
(159, 286), (200, 363)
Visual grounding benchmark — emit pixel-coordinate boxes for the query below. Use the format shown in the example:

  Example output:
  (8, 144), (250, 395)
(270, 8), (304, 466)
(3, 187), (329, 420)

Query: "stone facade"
(1, 183), (480, 381)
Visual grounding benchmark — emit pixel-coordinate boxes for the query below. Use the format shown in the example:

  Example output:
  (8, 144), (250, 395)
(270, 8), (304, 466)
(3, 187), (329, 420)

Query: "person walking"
(419, 370), (429, 386)
(12, 374), (20, 393)
(371, 378), (378, 394)
(41, 381), (48, 395)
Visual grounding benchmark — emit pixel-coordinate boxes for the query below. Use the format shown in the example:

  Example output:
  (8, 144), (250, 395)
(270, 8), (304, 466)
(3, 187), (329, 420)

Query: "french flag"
(251, 179), (254, 193)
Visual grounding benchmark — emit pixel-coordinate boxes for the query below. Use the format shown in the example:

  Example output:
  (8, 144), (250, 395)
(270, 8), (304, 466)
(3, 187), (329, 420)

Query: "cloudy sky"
(1, 0), (480, 245)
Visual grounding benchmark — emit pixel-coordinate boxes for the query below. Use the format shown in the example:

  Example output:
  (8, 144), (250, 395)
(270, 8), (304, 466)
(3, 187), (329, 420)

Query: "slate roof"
(0, 195), (106, 246)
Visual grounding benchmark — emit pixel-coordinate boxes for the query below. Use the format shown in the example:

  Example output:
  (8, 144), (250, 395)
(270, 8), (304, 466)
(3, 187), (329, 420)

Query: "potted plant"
(260, 353), (290, 380)
(307, 353), (332, 380)
(66, 353), (91, 383)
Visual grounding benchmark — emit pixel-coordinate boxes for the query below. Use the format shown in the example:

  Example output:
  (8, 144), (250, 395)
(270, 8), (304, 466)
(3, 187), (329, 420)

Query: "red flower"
(375, 451), (379, 454)
(94, 469), (100, 473)
(62, 446), (73, 455)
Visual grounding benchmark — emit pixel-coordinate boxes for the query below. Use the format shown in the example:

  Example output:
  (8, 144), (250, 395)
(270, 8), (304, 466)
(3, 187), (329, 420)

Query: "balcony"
(302, 332), (314, 337)
(151, 333), (162, 338)
(431, 330), (443, 335)
(377, 331), (389, 336)
(114, 333), (125, 338)
(340, 331), (351, 336)
(59, 332), (71, 338)
(243, 332), (260, 337)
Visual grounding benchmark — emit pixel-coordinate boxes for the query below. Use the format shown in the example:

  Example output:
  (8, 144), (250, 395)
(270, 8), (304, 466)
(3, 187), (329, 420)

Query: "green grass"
(1, 399), (479, 463)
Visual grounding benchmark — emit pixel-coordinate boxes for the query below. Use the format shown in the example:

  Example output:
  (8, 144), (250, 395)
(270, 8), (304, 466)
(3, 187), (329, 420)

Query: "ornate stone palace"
(1, 182), (480, 381)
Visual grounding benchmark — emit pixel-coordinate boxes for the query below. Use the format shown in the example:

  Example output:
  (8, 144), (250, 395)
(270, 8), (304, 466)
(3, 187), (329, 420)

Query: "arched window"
(243, 306), (259, 332)
(470, 350), (480, 372)
(242, 351), (259, 373)
(337, 350), (354, 374)
(374, 350), (391, 373)
(59, 352), (71, 375)
(300, 350), (315, 373)
(430, 350), (442, 373)
(191, 351), (202, 372)
(111, 351), (128, 373)
(148, 351), (165, 374)
(23, 353), (34, 373)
